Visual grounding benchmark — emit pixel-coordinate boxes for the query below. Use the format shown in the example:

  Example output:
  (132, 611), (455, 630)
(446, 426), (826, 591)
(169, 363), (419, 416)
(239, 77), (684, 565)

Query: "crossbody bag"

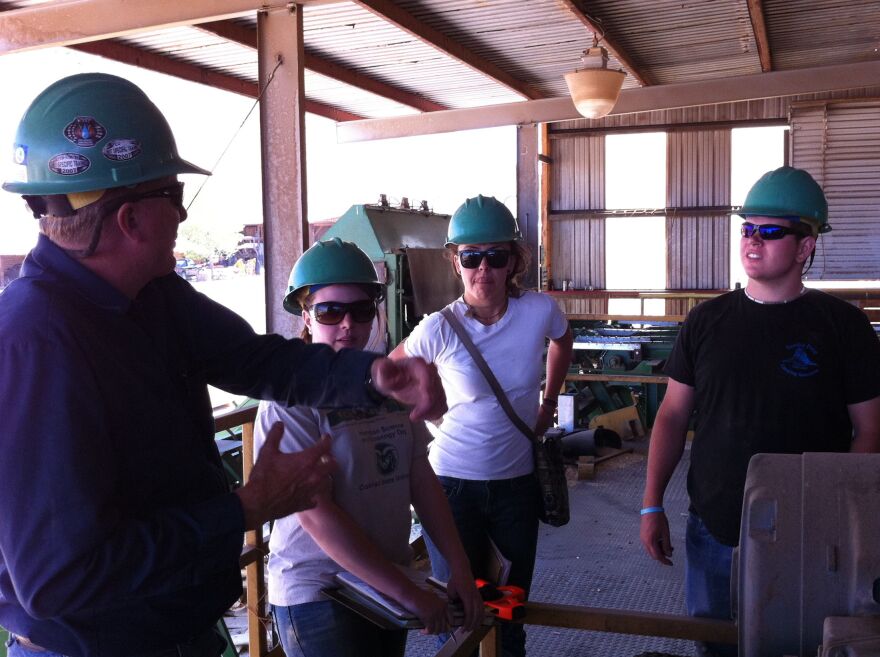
(440, 306), (569, 527)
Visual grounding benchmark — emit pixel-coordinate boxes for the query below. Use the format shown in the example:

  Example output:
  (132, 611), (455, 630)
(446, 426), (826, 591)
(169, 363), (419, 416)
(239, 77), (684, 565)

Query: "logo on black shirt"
(780, 343), (819, 377)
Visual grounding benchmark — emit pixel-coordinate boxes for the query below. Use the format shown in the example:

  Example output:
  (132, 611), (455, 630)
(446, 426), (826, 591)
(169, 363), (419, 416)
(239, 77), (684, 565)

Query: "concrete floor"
(404, 439), (697, 657)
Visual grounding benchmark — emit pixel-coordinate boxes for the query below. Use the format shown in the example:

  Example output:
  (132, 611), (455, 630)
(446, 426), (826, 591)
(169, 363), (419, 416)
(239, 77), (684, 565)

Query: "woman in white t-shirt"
(254, 238), (482, 657)
(390, 196), (573, 657)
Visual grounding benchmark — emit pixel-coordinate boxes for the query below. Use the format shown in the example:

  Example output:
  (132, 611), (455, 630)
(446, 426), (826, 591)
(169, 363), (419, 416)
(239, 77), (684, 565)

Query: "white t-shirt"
(404, 291), (568, 480)
(254, 400), (430, 606)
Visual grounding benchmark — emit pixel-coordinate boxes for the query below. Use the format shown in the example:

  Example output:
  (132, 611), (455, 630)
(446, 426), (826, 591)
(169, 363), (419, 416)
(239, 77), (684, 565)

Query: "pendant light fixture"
(564, 35), (626, 120)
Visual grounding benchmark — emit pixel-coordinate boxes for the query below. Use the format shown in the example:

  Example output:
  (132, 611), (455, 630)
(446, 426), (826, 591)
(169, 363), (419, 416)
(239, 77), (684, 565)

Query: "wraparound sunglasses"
(457, 249), (511, 269)
(307, 300), (377, 325)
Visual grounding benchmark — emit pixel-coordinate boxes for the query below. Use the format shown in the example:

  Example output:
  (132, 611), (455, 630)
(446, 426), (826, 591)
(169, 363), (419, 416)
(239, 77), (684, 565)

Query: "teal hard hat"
(3, 72), (209, 197)
(737, 166), (830, 234)
(445, 195), (522, 247)
(283, 237), (384, 315)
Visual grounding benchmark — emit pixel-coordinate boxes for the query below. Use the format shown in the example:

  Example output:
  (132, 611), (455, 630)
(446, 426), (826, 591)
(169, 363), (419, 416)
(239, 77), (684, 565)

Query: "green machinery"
(564, 317), (682, 429)
(320, 202), (462, 350)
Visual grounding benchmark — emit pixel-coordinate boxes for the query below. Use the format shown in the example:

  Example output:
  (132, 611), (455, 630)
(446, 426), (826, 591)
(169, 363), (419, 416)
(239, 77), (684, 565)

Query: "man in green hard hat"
(639, 166), (880, 657)
(0, 73), (446, 657)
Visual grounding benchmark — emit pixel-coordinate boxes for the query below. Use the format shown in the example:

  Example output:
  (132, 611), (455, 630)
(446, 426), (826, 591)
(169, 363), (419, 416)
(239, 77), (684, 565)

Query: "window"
(729, 126), (787, 288)
(605, 132), (667, 314)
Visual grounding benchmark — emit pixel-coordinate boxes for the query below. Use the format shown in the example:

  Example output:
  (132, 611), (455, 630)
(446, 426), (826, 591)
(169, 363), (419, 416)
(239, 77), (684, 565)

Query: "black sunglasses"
(307, 300), (377, 325)
(21, 182), (185, 219)
(458, 249), (511, 269)
(120, 182), (185, 210)
(741, 222), (806, 241)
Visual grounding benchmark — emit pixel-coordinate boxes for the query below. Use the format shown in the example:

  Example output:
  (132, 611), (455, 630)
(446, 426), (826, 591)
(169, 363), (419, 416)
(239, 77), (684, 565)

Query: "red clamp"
(475, 579), (526, 621)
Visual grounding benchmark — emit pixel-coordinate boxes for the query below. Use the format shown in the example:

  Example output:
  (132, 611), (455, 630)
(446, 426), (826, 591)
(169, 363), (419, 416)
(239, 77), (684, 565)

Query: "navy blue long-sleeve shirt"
(0, 235), (382, 656)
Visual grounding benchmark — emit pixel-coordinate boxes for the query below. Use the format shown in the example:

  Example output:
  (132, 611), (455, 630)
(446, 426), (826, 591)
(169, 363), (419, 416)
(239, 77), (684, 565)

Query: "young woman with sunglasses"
(253, 238), (482, 657)
(391, 196), (573, 657)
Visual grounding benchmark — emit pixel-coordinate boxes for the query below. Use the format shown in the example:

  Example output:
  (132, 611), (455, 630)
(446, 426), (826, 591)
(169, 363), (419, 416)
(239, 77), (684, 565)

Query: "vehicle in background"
(175, 257), (202, 281)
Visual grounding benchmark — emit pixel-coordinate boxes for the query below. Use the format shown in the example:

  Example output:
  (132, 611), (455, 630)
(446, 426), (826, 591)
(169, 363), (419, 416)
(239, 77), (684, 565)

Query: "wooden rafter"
(351, 0), (546, 100)
(197, 20), (448, 112)
(559, 0), (653, 87)
(0, 0), (286, 53)
(69, 39), (365, 122)
(746, 0), (773, 72)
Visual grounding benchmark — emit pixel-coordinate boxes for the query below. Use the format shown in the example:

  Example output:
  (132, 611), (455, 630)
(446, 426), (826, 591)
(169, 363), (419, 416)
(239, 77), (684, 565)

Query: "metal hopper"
(321, 201), (462, 350)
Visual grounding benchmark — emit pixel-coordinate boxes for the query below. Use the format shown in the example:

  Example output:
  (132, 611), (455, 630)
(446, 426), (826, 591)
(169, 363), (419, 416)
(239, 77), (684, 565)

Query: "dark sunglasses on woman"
(740, 221), (807, 241)
(458, 249), (511, 269)
(307, 300), (377, 325)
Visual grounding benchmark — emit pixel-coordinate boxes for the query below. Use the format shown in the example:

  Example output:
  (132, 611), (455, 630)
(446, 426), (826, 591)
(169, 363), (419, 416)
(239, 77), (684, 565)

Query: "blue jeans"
(423, 473), (540, 657)
(272, 600), (406, 657)
(685, 512), (737, 657)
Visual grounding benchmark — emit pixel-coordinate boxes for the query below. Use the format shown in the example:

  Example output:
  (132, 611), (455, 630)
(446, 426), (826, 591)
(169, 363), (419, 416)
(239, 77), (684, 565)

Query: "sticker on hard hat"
(63, 116), (106, 147)
(13, 145), (27, 165)
(48, 153), (91, 176)
(102, 139), (142, 162)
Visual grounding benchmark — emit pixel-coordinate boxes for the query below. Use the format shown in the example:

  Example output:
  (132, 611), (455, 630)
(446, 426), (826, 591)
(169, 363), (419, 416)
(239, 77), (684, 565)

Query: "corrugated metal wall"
(791, 99), (880, 280)
(549, 135), (607, 314)
(666, 129), (731, 287)
(547, 86), (880, 302)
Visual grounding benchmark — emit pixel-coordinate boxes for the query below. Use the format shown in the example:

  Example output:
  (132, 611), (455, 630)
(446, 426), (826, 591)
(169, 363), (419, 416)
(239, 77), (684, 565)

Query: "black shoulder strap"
(440, 307), (536, 443)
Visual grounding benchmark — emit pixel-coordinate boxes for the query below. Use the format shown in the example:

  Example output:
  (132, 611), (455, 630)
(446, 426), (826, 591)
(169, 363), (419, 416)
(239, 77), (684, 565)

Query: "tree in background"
(177, 222), (242, 264)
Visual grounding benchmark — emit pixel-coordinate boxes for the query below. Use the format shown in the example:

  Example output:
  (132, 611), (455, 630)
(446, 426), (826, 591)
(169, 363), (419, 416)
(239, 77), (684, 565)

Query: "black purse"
(440, 308), (570, 527)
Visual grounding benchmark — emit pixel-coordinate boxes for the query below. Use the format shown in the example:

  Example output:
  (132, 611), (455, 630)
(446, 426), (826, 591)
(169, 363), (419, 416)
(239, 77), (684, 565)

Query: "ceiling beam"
(71, 40), (258, 97)
(351, 0), (546, 100)
(70, 39), (365, 122)
(197, 20), (448, 112)
(746, 0), (773, 72)
(336, 60), (880, 142)
(559, 0), (653, 87)
(0, 0), (302, 54)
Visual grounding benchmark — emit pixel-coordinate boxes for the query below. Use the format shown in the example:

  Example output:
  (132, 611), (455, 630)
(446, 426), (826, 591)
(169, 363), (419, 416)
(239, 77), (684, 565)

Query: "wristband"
(640, 506), (665, 516)
(541, 397), (558, 409)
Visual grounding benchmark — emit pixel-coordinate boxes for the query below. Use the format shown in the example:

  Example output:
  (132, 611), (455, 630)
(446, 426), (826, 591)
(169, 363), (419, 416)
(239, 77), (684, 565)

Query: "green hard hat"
(445, 195), (522, 247)
(737, 166), (830, 234)
(283, 237), (383, 315)
(3, 72), (209, 196)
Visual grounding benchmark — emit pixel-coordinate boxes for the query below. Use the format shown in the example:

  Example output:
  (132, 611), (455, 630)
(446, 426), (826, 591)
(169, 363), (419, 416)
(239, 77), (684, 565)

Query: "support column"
(516, 123), (539, 289)
(258, 4), (308, 336)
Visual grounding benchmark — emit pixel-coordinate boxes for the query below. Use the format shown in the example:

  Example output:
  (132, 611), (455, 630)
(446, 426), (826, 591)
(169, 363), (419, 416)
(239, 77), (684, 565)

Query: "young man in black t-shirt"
(639, 166), (880, 657)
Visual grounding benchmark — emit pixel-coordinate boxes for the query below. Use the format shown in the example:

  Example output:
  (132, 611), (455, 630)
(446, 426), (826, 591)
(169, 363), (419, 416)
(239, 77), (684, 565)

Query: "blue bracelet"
(640, 506), (665, 515)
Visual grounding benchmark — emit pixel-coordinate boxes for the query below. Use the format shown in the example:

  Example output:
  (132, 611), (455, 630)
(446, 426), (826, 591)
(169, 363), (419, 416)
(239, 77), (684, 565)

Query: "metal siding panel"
(666, 129), (730, 292)
(584, 0), (762, 84)
(764, 0), (880, 71)
(550, 134), (605, 290)
(303, 2), (524, 109)
(397, 0), (640, 95)
(792, 101), (880, 280)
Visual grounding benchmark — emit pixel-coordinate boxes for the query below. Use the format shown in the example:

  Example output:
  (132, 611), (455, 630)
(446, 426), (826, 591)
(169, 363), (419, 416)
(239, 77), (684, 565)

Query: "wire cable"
(184, 55), (285, 213)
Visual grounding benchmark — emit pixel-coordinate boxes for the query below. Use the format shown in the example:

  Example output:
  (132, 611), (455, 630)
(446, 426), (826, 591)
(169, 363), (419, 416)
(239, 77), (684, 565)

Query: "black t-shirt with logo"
(664, 288), (880, 546)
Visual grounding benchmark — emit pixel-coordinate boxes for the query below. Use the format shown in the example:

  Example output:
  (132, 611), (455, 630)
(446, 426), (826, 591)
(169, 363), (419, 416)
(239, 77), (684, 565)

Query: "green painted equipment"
(445, 194), (522, 246)
(283, 238), (383, 315)
(3, 73), (209, 197)
(737, 165), (830, 234)
(320, 201), (461, 349)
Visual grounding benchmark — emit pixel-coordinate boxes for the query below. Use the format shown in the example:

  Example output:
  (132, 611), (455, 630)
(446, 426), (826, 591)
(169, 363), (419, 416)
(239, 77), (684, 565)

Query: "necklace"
(465, 299), (508, 324)
(743, 286), (807, 305)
